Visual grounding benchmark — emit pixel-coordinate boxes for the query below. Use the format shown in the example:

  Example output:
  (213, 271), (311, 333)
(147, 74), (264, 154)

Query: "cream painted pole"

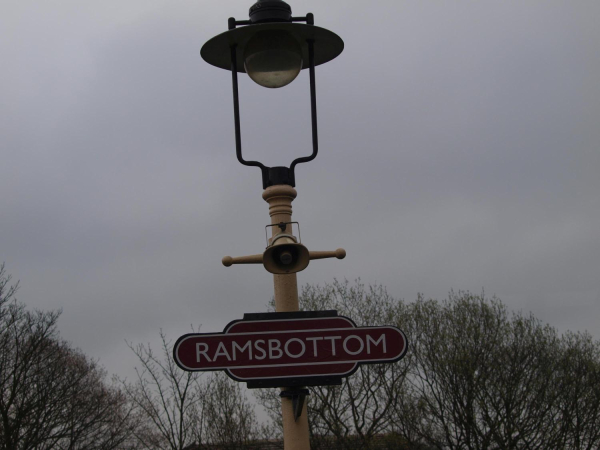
(262, 185), (311, 450)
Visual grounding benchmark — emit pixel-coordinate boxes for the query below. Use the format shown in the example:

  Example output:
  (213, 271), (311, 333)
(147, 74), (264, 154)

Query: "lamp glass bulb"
(243, 30), (303, 89)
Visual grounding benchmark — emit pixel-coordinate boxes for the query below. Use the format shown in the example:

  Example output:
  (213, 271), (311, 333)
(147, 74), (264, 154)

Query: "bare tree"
(120, 330), (206, 450)
(202, 373), (264, 450)
(552, 330), (600, 449)
(121, 330), (269, 450)
(0, 264), (137, 450)
(394, 290), (600, 450)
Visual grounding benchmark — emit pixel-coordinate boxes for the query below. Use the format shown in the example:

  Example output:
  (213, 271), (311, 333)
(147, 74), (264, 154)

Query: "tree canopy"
(2, 265), (599, 450)
(256, 280), (600, 450)
(0, 264), (136, 450)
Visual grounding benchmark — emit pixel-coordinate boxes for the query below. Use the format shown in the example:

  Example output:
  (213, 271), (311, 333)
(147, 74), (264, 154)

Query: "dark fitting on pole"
(200, 0), (344, 188)
(249, 0), (292, 24)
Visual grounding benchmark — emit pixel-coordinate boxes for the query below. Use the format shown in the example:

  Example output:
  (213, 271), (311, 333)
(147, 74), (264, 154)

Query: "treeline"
(264, 281), (600, 450)
(0, 264), (266, 450)
(2, 265), (600, 449)
(1, 264), (136, 449)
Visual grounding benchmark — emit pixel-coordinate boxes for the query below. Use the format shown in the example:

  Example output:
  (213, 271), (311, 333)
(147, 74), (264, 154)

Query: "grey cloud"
(1, 0), (599, 381)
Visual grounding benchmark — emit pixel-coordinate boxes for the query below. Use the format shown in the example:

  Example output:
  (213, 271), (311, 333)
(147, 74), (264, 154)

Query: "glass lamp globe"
(243, 30), (303, 88)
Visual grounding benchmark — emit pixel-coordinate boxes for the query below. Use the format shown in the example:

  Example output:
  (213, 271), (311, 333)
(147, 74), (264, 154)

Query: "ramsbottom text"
(196, 333), (387, 363)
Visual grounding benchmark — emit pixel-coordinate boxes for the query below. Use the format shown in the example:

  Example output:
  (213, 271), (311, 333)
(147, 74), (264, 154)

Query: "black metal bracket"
(228, 15), (318, 189)
(280, 388), (310, 421)
(229, 13), (313, 29)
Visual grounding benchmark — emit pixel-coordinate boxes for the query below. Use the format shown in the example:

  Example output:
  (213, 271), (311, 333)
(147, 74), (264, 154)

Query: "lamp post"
(201, 1), (345, 448)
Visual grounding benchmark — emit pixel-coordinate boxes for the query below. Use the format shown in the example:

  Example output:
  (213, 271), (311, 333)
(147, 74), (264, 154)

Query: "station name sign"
(174, 310), (407, 388)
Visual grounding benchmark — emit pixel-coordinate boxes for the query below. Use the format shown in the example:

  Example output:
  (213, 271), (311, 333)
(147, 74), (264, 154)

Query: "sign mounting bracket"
(280, 388), (310, 421)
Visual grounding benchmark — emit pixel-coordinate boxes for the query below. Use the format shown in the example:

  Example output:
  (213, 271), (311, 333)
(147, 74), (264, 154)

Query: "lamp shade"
(201, 22), (344, 75)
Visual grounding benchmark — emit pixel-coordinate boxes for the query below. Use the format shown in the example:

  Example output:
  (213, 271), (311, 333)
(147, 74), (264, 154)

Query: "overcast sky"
(1, 0), (599, 381)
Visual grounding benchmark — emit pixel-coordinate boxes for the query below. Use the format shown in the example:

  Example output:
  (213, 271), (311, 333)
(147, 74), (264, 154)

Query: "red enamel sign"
(174, 311), (407, 388)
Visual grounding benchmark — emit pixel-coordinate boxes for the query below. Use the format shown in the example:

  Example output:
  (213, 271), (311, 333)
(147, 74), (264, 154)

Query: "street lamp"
(200, 2), (345, 448)
(200, 0), (344, 189)
(202, 0), (345, 275)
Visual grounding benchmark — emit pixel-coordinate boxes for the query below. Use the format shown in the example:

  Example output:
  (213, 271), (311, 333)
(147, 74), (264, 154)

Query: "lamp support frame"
(228, 15), (319, 189)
